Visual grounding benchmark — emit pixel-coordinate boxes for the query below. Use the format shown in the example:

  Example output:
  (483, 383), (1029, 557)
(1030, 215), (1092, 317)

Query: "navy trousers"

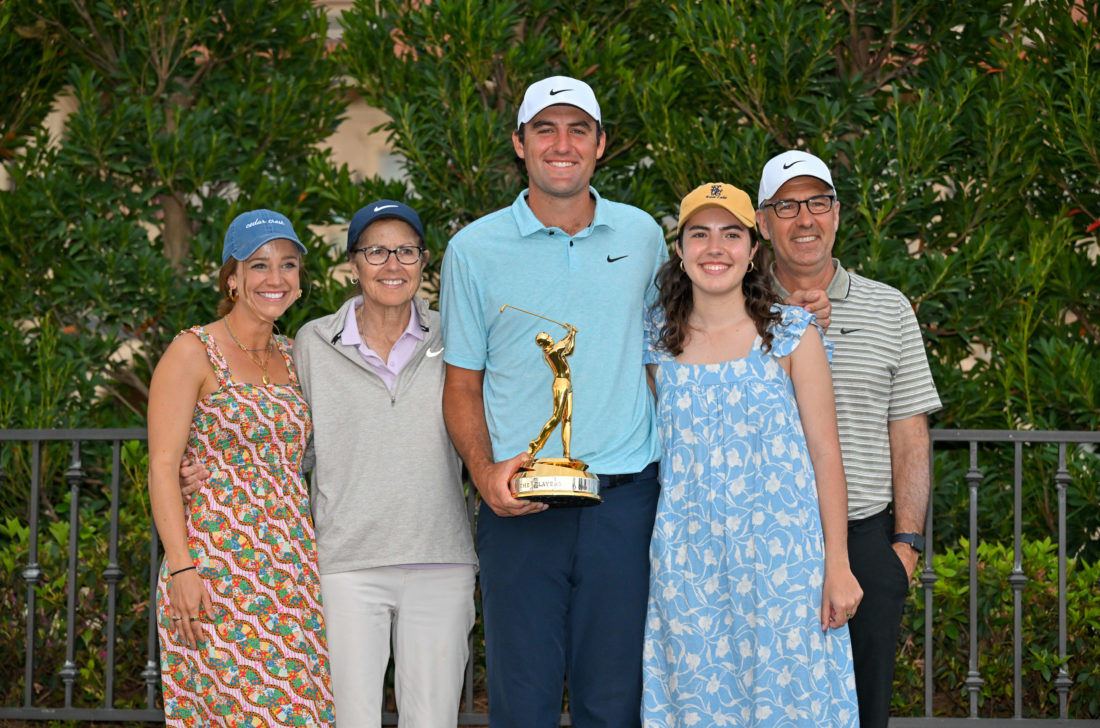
(847, 508), (912, 728)
(477, 463), (659, 728)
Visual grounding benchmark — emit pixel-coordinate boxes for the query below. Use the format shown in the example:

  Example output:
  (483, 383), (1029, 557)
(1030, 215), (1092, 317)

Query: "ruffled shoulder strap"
(177, 325), (232, 388)
(643, 305), (673, 364)
(765, 305), (833, 362)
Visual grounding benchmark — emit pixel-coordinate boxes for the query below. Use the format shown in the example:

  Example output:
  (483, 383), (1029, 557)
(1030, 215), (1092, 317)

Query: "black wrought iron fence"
(1, 428), (1097, 725)
(910, 430), (1100, 724)
(0, 429), (161, 722)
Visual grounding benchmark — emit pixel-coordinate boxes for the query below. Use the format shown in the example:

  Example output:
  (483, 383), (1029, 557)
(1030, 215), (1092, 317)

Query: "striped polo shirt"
(775, 259), (942, 520)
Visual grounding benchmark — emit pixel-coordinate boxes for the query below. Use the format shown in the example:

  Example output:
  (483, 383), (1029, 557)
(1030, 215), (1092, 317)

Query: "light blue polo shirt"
(441, 187), (666, 474)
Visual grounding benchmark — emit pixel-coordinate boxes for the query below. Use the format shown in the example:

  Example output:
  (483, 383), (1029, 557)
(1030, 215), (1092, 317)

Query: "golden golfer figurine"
(500, 305), (601, 506)
(529, 325), (576, 458)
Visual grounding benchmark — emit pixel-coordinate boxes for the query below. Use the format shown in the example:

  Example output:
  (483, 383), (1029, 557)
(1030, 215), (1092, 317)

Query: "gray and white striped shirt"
(775, 260), (942, 520)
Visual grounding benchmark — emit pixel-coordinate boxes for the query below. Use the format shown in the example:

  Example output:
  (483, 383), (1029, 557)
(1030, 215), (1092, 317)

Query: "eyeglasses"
(352, 246), (425, 265)
(761, 195), (836, 219)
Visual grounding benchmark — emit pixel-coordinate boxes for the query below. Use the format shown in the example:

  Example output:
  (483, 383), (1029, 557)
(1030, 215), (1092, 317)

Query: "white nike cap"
(757, 150), (835, 206)
(516, 76), (601, 129)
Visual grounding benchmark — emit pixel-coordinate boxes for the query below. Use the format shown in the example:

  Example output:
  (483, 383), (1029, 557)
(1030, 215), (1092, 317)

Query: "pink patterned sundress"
(155, 326), (334, 727)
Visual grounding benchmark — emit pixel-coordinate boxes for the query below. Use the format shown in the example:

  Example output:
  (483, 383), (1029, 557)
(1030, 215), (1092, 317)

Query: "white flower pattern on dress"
(642, 305), (859, 728)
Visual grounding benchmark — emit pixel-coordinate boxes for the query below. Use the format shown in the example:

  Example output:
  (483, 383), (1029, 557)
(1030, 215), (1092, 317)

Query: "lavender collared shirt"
(340, 296), (424, 391)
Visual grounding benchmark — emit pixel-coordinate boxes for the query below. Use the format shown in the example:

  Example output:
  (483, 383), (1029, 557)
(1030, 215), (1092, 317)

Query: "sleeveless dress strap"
(274, 334), (300, 388)
(180, 325), (233, 389)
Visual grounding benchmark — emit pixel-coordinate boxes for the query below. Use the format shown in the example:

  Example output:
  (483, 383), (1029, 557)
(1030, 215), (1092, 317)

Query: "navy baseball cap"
(347, 200), (425, 253)
(222, 209), (306, 264)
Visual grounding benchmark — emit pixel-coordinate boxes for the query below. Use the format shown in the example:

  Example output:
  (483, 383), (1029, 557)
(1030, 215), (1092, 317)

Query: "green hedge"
(893, 537), (1100, 718)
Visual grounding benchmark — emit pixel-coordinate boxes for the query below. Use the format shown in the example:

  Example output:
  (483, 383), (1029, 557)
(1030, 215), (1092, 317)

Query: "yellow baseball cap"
(677, 183), (756, 234)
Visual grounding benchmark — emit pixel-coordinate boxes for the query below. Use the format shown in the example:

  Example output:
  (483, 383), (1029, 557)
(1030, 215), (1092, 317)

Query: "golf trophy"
(500, 305), (601, 507)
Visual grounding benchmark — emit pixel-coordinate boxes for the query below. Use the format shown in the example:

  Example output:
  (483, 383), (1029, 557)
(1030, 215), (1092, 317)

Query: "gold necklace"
(224, 317), (275, 385)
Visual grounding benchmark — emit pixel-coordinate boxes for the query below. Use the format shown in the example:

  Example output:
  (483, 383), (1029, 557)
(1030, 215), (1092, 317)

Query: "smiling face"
(226, 238), (302, 320)
(756, 175), (839, 288)
(350, 218), (427, 313)
(512, 104), (606, 205)
(677, 207), (758, 301)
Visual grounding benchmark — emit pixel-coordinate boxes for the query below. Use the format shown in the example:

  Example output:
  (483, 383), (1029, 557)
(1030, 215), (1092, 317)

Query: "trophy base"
(512, 457), (602, 507)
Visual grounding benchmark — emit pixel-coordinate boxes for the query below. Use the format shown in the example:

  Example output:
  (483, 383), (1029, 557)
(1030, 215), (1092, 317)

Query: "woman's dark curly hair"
(653, 225), (782, 356)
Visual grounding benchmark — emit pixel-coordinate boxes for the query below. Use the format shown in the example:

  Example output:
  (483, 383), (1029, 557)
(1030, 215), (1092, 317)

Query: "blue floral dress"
(642, 305), (859, 728)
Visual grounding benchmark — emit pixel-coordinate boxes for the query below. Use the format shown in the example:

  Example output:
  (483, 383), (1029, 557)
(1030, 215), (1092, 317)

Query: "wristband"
(170, 566), (197, 577)
(891, 532), (925, 553)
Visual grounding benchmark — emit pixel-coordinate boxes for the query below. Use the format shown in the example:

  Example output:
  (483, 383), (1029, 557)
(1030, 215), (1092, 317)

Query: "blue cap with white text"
(222, 209), (306, 264)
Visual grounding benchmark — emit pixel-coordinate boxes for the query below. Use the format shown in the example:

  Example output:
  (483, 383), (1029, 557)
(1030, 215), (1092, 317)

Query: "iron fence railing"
(1, 428), (1097, 725)
(918, 430), (1100, 724)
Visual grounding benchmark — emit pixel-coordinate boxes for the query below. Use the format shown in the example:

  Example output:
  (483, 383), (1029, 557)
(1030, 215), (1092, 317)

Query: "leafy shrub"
(930, 441), (1100, 569)
(894, 537), (1100, 718)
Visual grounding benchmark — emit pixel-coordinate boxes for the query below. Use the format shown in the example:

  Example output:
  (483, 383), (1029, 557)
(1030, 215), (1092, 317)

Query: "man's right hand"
(785, 289), (832, 332)
(474, 452), (549, 517)
(179, 457), (211, 504)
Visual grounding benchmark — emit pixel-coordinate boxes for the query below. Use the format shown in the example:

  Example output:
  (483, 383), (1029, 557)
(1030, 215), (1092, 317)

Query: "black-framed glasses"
(761, 195), (836, 219)
(352, 245), (425, 265)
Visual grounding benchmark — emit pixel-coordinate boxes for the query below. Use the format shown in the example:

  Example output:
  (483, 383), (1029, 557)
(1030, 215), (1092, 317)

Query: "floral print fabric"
(156, 326), (334, 727)
(642, 306), (859, 727)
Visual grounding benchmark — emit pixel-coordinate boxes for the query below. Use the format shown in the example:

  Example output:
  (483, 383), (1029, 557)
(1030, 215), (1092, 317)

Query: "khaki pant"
(320, 565), (476, 727)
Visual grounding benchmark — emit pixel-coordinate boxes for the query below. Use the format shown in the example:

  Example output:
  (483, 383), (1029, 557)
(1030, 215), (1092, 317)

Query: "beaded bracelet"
(170, 566), (197, 577)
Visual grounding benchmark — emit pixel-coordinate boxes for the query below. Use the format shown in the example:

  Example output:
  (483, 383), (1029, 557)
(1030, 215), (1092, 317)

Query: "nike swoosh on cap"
(782, 160), (803, 170)
(373, 204), (399, 212)
(840, 328), (861, 335)
(548, 88), (570, 96)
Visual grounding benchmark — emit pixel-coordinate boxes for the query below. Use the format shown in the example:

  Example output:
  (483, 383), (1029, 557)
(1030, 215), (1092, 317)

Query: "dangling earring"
(747, 260), (755, 273)
(679, 260), (685, 272)
(229, 287), (238, 301)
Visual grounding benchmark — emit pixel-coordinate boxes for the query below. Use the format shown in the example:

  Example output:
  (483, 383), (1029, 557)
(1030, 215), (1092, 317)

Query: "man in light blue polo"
(440, 76), (666, 727)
